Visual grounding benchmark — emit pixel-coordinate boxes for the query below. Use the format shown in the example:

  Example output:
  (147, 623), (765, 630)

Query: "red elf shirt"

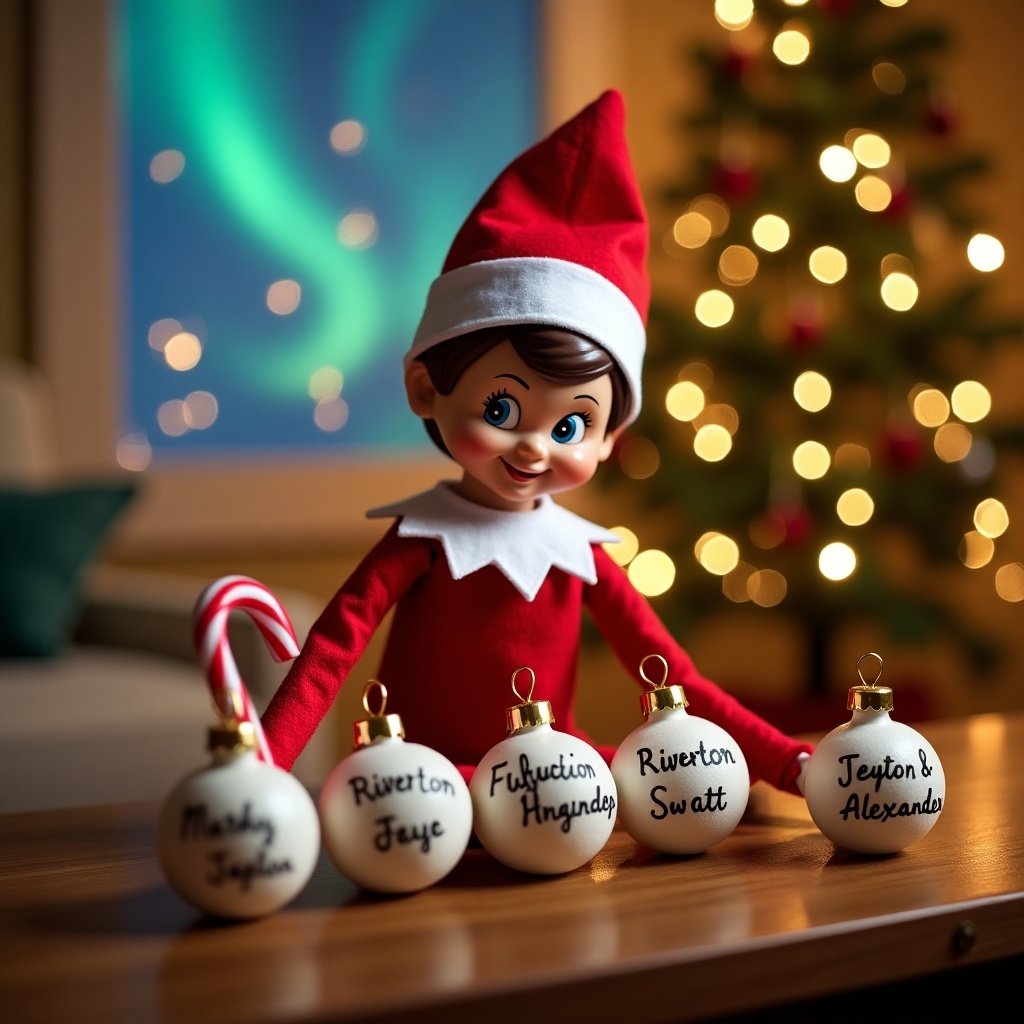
(260, 483), (812, 794)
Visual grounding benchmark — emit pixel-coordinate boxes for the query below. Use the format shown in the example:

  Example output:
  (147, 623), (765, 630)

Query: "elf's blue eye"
(482, 390), (520, 430)
(551, 413), (588, 445)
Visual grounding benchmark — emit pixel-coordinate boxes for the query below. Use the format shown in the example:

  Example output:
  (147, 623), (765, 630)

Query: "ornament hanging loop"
(511, 666), (536, 704)
(362, 680), (388, 717)
(856, 652), (884, 688)
(639, 653), (669, 690)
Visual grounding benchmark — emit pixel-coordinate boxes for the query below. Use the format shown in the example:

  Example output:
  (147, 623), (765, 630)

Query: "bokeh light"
(872, 61), (906, 94)
(995, 563), (1024, 602)
(722, 562), (754, 603)
(618, 436), (660, 479)
(793, 440), (830, 479)
(604, 526), (639, 566)
(851, 132), (891, 168)
(911, 387), (950, 428)
(718, 244), (759, 286)
(819, 145), (857, 182)
(773, 25), (811, 65)
(329, 118), (366, 154)
(695, 289), (735, 327)
(308, 366), (343, 400)
(116, 430), (152, 472)
(819, 542), (856, 581)
(183, 390), (218, 429)
(694, 402), (739, 436)
(150, 149), (186, 183)
(690, 194), (730, 236)
(164, 331), (202, 371)
(673, 210), (713, 249)
(881, 272), (918, 310)
(958, 530), (994, 569)
(974, 497), (1009, 538)
(694, 423), (733, 461)
(967, 233), (1005, 272)
(836, 488), (874, 526)
(157, 398), (189, 437)
(951, 380), (991, 422)
(809, 246), (847, 284)
(748, 569), (787, 607)
(793, 370), (831, 412)
(934, 422), (972, 463)
(337, 209), (378, 249)
(148, 317), (181, 352)
(697, 533), (740, 576)
(751, 213), (790, 252)
(854, 175), (892, 212)
(834, 443), (871, 472)
(313, 395), (349, 432)
(666, 380), (706, 422)
(628, 549), (676, 596)
(714, 0), (754, 30)
(266, 279), (302, 315)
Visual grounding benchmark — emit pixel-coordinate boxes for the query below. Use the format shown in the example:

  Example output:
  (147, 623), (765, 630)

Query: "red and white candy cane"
(192, 575), (300, 764)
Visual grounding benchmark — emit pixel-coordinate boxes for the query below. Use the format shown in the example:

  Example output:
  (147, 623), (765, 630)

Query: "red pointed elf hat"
(407, 89), (649, 424)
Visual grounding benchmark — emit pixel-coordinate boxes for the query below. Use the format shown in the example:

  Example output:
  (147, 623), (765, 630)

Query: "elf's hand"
(795, 751), (811, 796)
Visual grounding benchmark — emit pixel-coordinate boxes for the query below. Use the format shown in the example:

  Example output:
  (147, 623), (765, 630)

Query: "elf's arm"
(261, 522), (432, 771)
(585, 545), (813, 796)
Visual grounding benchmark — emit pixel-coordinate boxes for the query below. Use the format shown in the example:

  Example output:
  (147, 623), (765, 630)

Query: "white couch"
(0, 358), (334, 812)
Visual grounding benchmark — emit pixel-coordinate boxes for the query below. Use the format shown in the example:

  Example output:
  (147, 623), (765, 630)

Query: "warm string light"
(694, 289), (734, 327)
(967, 233), (1005, 272)
(714, 0), (754, 31)
(994, 563), (1024, 602)
(772, 23), (811, 65)
(751, 213), (790, 252)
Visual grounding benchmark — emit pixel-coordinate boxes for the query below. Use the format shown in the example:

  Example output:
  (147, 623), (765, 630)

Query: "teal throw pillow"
(0, 482), (136, 657)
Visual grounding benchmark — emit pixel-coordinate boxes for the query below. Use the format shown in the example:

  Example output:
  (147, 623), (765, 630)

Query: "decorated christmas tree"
(600, 0), (1022, 701)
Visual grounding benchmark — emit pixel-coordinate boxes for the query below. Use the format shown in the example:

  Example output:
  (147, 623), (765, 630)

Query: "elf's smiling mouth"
(501, 458), (547, 483)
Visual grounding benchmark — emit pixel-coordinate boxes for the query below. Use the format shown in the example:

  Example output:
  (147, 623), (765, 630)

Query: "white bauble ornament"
(804, 653), (945, 854)
(157, 719), (320, 919)
(319, 682), (473, 893)
(612, 654), (749, 854)
(469, 667), (617, 875)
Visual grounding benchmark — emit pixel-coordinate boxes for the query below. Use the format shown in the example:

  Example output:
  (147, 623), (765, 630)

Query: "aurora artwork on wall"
(118, 0), (539, 458)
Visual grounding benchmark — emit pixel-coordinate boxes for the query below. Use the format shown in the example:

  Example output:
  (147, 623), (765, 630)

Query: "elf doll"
(261, 90), (813, 795)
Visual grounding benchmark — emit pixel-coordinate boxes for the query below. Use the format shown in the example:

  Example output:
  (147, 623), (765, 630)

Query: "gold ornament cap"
(638, 653), (689, 717)
(208, 717), (257, 754)
(207, 691), (257, 754)
(847, 652), (894, 713)
(505, 666), (555, 733)
(353, 681), (406, 748)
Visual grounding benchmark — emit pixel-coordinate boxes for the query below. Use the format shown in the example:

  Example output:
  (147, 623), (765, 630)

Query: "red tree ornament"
(720, 46), (753, 82)
(712, 161), (758, 203)
(879, 424), (924, 474)
(880, 183), (912, 222)
(775, 504), (815, 549)
(925, 100), (957, 137)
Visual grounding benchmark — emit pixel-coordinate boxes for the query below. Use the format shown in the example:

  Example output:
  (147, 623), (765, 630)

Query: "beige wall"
(0, 0), (29, 362)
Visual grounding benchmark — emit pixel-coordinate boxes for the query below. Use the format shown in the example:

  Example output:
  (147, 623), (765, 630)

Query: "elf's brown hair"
(414, 325), (628, 458)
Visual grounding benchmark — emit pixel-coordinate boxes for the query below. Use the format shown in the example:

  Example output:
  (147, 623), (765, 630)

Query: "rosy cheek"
(559, 448), (598, 487)
(448, 423), (500, 459)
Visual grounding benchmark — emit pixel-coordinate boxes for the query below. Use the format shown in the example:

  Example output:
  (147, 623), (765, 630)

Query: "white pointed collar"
(367, 482), (619, 601)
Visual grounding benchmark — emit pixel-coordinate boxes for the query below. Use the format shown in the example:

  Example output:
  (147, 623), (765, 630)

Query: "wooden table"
(1, 712), (1022, 1023)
